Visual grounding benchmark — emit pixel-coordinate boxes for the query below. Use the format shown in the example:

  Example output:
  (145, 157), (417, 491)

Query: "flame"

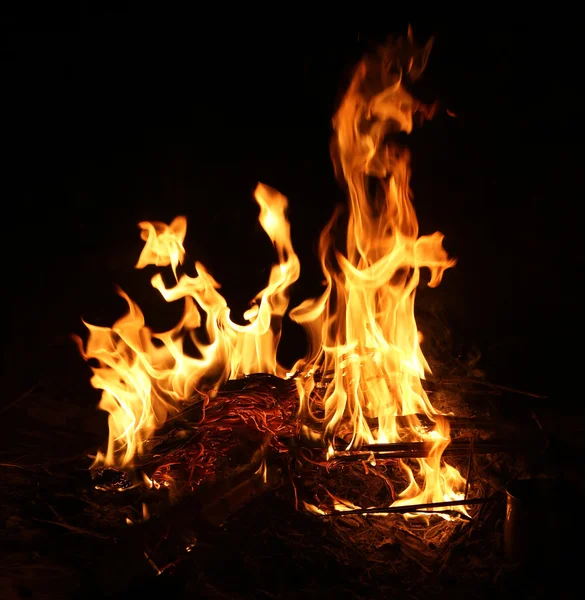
(79, 30), (469, 519)
(77, 183), (299, 466)
(135, 216), (187, 279)
(290, 31), (468, 515)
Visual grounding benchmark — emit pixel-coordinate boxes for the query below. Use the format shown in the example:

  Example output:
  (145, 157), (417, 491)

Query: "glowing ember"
(77, 30), (468, 519)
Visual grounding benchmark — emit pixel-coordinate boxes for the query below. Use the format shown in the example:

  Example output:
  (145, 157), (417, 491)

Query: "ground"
(2, 341), (583, 599)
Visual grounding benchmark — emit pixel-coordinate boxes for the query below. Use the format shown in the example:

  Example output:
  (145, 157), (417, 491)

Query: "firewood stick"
(109, 441), (286, 577)
(329, 437), (545, 461)
(200, 462), (282, 526)
(310, 369), (546, 398)
(318, 496), (493, 517)
(464, 434), (475, 499)
(430, 376), (547, 399)
(303, 414), (537, 434)
(363, 414), (532, 430)
(360, 436), (542, 452)
(126, 439), (280, 544)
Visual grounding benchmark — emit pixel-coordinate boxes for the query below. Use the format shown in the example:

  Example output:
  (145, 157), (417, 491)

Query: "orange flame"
(135, 216), (187, 279)
(290, 31), (468, 516)
(79, 30), (468, 518)
(77, 183), (299, 466)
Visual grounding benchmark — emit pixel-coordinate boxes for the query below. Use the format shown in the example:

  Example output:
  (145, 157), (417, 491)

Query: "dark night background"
(2, 18), (583, 416)
(1, 13), (585, 599)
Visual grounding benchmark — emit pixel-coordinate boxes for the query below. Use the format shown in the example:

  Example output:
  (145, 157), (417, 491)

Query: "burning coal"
(76, 30), (469, 520)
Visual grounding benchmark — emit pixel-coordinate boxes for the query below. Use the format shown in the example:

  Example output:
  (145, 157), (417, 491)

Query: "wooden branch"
(430, 376), (547, 399)
(318, 496), (494, 517)
(310, 369), (546, 399)
(300, 415), (539, 447)
(330, 436), (546, 461)
(117, 439), (285, 576)
(200, 461), (282, 527)
(364, 413), (532, 431)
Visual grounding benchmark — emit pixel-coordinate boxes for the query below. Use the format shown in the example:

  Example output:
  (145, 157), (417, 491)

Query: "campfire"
(70, 31), (546, 576)
(7, 26), (585, 600)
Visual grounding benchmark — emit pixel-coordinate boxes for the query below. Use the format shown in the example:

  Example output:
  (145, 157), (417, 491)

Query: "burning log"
(317, 496), (493, 517)
(331, 436), (547, 461)
(299, 412), (541, 438)
(114, 435), (286, 575)
(366, 413), (537, 431)
(199, 442), (283, 527)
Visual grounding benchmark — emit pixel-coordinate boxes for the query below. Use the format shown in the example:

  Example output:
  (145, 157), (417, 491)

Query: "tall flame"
(77, 183), (299, 466)
(290, 31), (467, 513)
(79, 31), (468, 516)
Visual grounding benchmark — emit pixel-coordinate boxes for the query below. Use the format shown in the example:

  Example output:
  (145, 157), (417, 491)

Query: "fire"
(79, 30), (468, 518)
(135, 215), (187, 278)
(290, 30), (468, 515)
(77, 183), (299, 466)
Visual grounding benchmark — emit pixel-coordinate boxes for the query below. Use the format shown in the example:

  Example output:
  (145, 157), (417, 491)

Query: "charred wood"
(332, 435), (547, 461)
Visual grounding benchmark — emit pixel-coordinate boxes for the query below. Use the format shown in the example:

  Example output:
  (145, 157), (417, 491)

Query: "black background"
(3, 18), (583, 415)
